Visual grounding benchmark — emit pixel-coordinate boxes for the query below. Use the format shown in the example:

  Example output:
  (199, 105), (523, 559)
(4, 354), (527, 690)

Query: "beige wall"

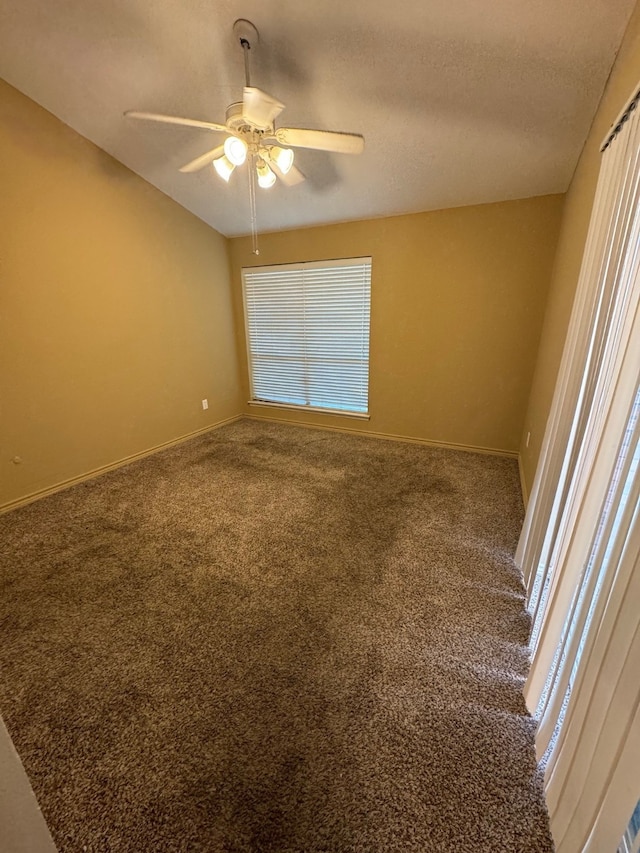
(0, 76), (569, 510)
(229, 196), (563, 455)
(0, 80), (242, 509)
(519, 0), (640, 497)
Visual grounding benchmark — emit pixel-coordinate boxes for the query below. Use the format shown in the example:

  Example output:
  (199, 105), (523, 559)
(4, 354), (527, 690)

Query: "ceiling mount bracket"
(233, 19), (259, 50)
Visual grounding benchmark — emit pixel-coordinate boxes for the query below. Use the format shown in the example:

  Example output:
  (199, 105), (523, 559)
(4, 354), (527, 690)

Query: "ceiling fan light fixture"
(269, 145), (294, 174)
(213, 154), (235, 182)
(125, 16), (363, 258)
(256, 158), (276, 189)
(223, 135), (247, 166)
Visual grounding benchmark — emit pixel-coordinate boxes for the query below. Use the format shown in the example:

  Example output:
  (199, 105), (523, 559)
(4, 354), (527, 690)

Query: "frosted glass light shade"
(213, 155), (235, 182)
(224, 136), (247, 166)
(270, 146), (294, 174)
(256, 158), (276, 189)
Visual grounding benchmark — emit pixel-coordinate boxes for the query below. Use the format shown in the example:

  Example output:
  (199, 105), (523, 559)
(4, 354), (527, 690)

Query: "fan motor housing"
(225, 101), (245, 130)
(225, 101), (271, 137)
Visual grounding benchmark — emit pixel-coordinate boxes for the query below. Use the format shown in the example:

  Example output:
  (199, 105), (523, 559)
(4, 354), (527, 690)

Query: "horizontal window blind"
(242, 258), (371, 415)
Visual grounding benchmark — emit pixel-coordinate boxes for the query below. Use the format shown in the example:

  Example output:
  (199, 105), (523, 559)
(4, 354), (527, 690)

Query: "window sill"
(247, 400), (370, 420)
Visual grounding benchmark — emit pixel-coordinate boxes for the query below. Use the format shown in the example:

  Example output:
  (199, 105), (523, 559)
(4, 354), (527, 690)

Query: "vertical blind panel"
(524, 103), (640, 708)
(243, 259), (371, 414)
(516, 83), (640, 853)
(516, 121), (631, 594)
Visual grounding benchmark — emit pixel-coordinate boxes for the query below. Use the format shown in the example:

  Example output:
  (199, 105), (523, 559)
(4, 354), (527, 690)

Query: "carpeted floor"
(0, 419), (553, 852)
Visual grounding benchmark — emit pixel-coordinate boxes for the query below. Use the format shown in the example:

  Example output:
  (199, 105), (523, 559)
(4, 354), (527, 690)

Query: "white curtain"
(516, 89), (640, 852)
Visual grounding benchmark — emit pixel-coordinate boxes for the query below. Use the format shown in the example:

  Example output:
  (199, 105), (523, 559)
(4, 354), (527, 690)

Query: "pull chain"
(248, 153), (259, 255)
(241, 30), (258, 253)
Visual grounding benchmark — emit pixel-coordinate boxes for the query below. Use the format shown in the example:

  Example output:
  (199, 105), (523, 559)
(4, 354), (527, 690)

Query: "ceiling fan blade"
(179, 145), (225, 173)
(269, 160), (305, 187)
(242, 87), (285, 130)
(274, 127), (364, 155)
(124, 111), (227, 133)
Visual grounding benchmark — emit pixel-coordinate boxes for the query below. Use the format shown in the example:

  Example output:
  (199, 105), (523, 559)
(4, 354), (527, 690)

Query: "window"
(242, 258), (371, 417)
(617, 799), (640, 853)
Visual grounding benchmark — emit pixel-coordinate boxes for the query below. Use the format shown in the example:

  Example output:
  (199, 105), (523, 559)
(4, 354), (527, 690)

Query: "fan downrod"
(233, 19), (258, 87)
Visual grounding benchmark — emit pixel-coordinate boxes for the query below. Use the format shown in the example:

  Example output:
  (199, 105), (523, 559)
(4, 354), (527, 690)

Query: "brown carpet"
(0, 419), (553, 852)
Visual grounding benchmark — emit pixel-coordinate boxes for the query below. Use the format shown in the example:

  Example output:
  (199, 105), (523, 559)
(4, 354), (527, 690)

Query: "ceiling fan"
(124, 19), (365, 193)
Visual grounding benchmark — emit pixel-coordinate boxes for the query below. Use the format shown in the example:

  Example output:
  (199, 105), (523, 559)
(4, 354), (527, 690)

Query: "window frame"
(241, 257), (372, 420)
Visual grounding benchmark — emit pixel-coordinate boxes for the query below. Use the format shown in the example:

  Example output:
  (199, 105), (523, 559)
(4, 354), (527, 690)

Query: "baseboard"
(2, 414), (518, 515)
(243, 413), (518, 459)
(0, 415), (243, 515)
(518, 454), (530, 509)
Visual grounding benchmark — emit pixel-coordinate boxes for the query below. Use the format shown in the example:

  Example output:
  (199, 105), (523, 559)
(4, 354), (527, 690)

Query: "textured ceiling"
(0, 0), (635, 236)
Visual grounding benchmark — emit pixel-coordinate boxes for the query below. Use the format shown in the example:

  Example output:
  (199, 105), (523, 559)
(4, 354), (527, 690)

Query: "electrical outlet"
(526, 431), (531, 448)
(202, 399), (209, 411)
